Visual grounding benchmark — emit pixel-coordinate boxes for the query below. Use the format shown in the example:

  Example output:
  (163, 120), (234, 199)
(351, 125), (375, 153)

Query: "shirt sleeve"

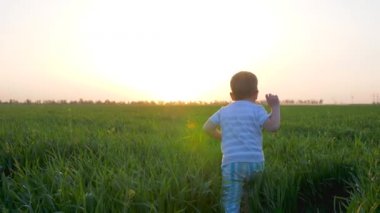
(257, 105), (270, 127)
(209, 108), (222, 125)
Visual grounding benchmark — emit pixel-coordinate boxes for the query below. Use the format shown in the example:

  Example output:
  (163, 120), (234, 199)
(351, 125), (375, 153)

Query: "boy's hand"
(264, 93), (280, 132)
(265, 94), (280, 108)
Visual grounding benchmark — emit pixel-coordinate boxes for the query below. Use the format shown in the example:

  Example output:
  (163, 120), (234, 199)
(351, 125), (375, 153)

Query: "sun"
(70, 1), (281, 102)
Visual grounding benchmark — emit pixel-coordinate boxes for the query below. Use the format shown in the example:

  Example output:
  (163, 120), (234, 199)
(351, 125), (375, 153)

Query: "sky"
(1, 0), (379, 104)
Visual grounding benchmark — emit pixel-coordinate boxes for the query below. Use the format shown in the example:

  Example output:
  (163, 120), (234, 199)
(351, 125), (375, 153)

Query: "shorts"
(221, 162), (264, 213)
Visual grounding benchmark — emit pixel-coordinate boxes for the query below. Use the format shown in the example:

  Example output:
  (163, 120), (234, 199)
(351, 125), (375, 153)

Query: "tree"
(9, 99), (18, 104)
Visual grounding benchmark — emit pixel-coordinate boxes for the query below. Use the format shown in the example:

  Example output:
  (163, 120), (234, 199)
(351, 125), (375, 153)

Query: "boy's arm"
(263, 94), (281, 132)
(203, 120), (221, 140)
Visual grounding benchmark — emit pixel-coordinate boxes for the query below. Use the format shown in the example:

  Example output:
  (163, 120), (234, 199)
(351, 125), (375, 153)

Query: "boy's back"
(209, 100), (269, 166)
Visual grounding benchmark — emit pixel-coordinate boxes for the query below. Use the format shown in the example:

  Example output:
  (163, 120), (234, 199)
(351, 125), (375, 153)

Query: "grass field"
(0, 104), (379, 212)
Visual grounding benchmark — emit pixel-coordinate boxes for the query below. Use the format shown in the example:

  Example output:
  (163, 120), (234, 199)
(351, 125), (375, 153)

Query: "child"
(203, 71), (280, 212)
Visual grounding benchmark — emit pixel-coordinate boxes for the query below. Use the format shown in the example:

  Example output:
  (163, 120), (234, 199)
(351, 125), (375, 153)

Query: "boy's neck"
(235, 98), (256, 103)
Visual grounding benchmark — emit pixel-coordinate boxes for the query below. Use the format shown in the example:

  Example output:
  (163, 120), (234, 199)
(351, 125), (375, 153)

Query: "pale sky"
(1, 0), (379, 103)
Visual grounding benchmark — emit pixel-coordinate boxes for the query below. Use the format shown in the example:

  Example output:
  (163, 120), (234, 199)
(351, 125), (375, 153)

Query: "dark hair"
(230, 71), (258, 100)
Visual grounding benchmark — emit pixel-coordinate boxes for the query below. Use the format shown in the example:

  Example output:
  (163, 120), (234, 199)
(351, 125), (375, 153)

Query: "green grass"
(0, 104), (379, 212)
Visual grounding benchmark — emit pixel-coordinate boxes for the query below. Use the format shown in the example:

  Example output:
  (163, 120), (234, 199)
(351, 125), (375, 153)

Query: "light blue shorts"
(221, 162), (264, 213)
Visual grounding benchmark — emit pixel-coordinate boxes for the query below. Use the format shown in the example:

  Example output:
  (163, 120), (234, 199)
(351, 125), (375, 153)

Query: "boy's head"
(230, 71), (258, 101)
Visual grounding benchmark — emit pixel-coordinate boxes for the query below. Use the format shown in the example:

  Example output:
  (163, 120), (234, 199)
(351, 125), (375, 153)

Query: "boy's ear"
(252, 90), (259, 100)
(230, 92), (236, 101)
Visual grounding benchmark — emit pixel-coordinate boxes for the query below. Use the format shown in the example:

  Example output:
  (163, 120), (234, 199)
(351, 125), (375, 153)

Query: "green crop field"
(0, 104), (379, 212)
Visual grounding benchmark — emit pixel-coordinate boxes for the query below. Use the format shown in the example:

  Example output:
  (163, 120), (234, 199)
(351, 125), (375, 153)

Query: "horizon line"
(0, 98), (377, 105)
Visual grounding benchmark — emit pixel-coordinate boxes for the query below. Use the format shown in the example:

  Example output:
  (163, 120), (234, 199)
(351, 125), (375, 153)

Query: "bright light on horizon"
(71, 0), (280, 102)
(0, 0), (379, 104)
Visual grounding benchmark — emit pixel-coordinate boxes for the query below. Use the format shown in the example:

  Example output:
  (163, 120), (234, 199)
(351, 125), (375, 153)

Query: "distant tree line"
(280, 99), (324, 105)
(0, 98), (330, 106)
(0, 99), (230, 106)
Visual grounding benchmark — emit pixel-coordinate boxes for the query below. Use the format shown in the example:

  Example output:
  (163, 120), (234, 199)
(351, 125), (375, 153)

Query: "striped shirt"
(209, 100), (270, 166)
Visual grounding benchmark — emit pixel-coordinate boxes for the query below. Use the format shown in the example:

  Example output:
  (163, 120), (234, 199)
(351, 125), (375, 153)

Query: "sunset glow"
(1, 0), (379, 103)
(71, 1), (280, 101)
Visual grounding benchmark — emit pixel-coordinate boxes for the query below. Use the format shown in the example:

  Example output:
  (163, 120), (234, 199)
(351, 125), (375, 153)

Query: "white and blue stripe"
(209, 100), (269, 166)
(221, 162), (265, 213)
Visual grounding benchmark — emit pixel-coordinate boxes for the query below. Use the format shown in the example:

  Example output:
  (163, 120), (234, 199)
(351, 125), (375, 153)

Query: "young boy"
(203, 71), (280, 212)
